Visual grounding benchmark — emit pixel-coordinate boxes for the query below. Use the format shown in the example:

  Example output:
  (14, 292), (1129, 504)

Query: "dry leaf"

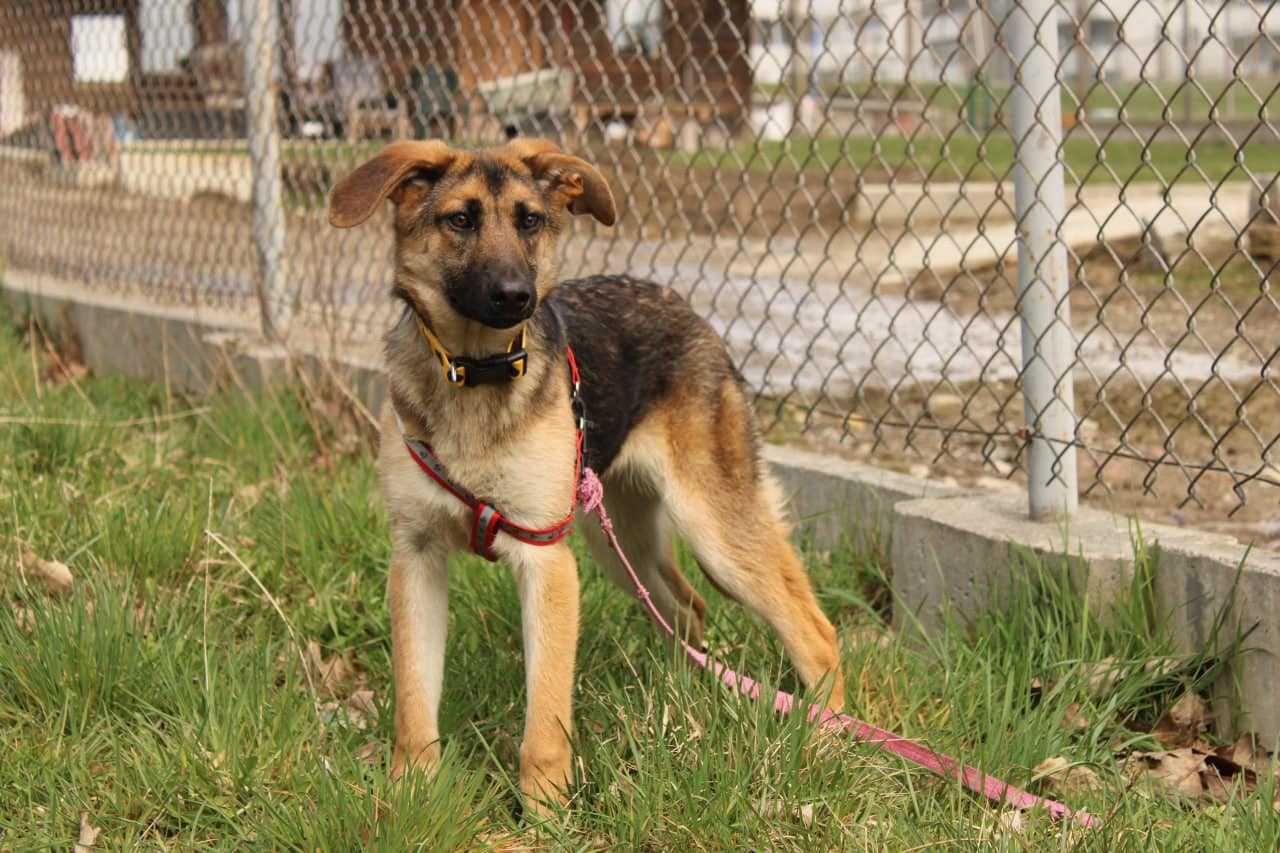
(1033, 756), (1103, 794)
(757, 799), (817, 826)
(846, 624), (892, 649)
(1203, 751), (1260, 804)
(1125, 749), (1205, 797)
(1080, 657), (1182, 698)
(20, 549), (73, 597)
(235, 481), (267, 505)
(1081, 657), (1124, 696)
(1061, 703), (1090, 732)
(346, 688), (377, 729)
(474, 831), (541, 852)
(997, 809), (1027, 835)
(1153, 692), (1211, 748)
(1216, 733), (1277, 777)
(1121, 746), (1256, 802)
(347, 688), (376, 716)
(235, 476), (288, 507)
(1221, 735), (1262, 770)
(1168, 692), (1210, 730)
(356, 740), (382, 766)
(305, 641), (359, 697)
(74, 812), (101, 852)
(44, 361), (89, 386)
(1200, 766), (1235, 803)
(334, 432), (362, 457)
(12, 605), (35, 633)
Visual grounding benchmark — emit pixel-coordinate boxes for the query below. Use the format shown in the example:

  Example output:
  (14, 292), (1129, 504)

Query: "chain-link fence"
(1, 1), (1277, 536)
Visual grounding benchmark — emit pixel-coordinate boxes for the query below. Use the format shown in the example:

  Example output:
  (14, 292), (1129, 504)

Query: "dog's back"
(539, 275), (754, 477)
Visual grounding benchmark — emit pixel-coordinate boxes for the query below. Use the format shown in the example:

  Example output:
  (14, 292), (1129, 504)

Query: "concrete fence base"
(5, 270), (1278, 744)
(770, 446), (1279, 742)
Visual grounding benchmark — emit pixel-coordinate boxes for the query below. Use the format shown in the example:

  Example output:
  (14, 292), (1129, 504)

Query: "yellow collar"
(412, 312), (528, 387)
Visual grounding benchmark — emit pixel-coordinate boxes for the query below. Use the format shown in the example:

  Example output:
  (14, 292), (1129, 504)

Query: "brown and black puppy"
(328, 139), (844, 816)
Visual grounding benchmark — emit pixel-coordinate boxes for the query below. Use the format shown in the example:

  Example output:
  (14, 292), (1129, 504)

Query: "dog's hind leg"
(664, 474), (845, 710)
(581, 476), (706, 647)
(641, 385), (845, 711)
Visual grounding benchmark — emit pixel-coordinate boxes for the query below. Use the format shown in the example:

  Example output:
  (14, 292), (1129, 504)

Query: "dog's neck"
(391, 285), (521, 359)
(384, 304), (557, 445)
(424, 318), (525, 361)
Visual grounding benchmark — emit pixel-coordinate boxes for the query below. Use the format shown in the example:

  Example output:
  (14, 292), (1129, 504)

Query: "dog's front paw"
(519, 743), (571, 820)
(390, 739), (441, 781)
(519, 775), (569, 822)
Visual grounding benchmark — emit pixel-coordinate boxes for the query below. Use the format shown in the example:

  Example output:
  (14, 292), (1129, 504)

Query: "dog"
(328, 139), (844, 816)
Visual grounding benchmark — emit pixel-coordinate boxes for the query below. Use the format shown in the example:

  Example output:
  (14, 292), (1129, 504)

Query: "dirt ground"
(798, 236), (1280, 549)
(904, 235), (1280, 360)
(760, 377), (1278, 550)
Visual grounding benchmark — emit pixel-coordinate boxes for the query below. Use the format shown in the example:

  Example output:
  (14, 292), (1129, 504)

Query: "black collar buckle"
(452, 349), (529, 387)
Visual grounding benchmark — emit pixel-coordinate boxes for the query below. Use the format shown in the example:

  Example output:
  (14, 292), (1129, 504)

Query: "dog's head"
(328, 139), (615, 334)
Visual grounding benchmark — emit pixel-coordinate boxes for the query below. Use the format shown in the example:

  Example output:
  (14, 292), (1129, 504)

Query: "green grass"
(1065, 77), (1280, 125)
(741, 76), (1280, 183)
(153, 128), (1280, 188)
(1, 313), (1276, 849)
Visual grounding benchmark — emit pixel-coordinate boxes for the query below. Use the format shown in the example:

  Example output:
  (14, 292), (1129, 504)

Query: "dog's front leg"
(512, 541), (580, 817)
(388, 542), (450, 779)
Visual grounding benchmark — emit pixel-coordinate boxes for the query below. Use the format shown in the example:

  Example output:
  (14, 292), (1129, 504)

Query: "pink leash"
(576, 467), (1099, 829)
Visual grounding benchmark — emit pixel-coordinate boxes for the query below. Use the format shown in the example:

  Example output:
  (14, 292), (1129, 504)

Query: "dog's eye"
(446, 212), (474, 232)
(519, 211), (544, 232)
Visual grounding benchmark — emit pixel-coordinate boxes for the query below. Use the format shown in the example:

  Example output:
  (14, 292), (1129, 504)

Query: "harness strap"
(471, 504), (503, 561)
(396, 345), (583, 563)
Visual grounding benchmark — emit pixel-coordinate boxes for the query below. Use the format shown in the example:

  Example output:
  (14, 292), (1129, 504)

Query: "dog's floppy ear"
(506, 138), (617, 227)
(328, 140), (456, 228)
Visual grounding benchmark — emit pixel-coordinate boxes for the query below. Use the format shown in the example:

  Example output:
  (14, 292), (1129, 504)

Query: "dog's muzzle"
(480, 278), (536, 328)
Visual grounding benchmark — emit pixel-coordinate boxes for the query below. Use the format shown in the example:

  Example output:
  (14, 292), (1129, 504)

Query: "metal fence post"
(1008, 0), (1079, 518)
(242, 0), (290, 341)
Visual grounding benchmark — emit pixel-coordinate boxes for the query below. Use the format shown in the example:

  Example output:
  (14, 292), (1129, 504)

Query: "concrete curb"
(764, 444), (972, 552)
(890, 490), (1142, 632)
(888, 489), (1280, 739)
(5, 270), (1278, 741)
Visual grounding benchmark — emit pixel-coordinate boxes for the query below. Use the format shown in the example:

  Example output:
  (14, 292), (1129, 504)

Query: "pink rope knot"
(577, 466), (606, 518)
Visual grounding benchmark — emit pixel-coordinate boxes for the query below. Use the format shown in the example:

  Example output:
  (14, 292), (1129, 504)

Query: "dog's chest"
(381, 400), (579, 550)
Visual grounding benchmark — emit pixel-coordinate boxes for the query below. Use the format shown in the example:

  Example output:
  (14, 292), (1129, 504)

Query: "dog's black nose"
(484, 280), (536, 326)
(489, 281), (532, 310)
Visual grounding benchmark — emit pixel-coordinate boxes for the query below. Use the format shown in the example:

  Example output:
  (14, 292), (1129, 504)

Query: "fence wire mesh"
(0, 1), (1277, 534)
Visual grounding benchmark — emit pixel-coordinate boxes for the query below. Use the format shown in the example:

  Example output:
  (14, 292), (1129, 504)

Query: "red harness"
(398, 346), (584, 562)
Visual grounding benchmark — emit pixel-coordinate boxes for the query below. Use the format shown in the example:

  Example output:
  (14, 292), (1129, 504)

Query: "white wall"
(140, 0), (195, 73)
(750, 0), (916, 86)
(1060, 0), (1275, 84)
(750, 0), (1280, 90)
(70, 14), (129, 83)
(293, 0), (345, 81)
(0, 50), (26, 135)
